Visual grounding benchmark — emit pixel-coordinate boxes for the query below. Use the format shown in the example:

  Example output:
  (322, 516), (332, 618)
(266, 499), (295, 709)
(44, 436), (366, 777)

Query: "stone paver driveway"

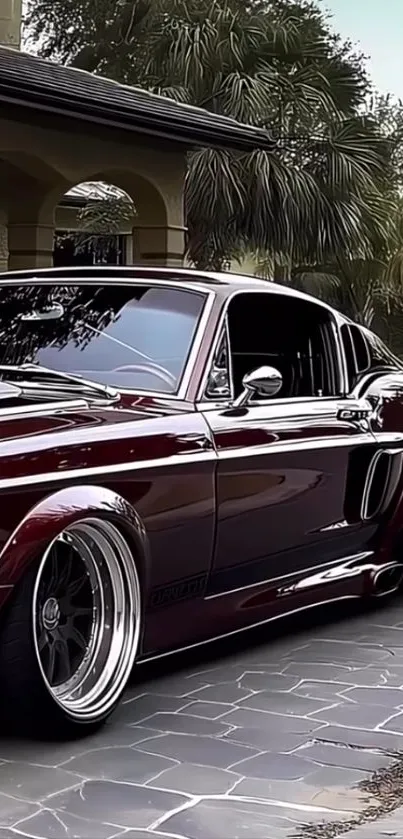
(2, 599), (403, 838)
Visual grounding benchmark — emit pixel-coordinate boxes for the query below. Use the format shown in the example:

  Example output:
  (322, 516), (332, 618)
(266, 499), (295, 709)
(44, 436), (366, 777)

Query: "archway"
(55, 181), (136, 267)
(0, 152), (186, 270)
(52, 167), (184, 268)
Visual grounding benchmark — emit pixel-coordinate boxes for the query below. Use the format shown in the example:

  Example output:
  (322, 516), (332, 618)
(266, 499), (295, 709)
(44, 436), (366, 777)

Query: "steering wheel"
(112, 363), (176, 388)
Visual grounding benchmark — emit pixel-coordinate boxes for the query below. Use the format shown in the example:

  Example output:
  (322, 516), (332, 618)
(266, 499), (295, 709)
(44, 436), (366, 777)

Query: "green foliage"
(54, 183), (135, 263)
(76, 183), (136, 236)
(304, 98), (403, 353)
(24, 0), (396, 301)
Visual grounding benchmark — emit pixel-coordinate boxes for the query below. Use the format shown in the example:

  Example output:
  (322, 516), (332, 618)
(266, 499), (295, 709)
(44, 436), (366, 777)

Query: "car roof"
(0, 264), (272, 290)
(0, 264), (336, 313)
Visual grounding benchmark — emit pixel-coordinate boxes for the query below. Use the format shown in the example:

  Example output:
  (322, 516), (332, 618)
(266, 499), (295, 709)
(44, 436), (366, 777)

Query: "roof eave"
(0, 83), (276, 153)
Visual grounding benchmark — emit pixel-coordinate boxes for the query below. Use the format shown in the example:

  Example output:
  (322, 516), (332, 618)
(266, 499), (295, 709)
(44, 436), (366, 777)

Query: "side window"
(341, 323), (400, 391)
(204, 292), (341, 401)
(340, 323), (371, 391)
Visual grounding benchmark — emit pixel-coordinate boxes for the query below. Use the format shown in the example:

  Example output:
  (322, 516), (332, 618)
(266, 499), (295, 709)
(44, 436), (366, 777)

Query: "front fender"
(0, 485), (150, 597)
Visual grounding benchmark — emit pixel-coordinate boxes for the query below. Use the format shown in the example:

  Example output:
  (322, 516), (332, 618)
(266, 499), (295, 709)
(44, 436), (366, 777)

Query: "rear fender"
(0, 485), (150, 600)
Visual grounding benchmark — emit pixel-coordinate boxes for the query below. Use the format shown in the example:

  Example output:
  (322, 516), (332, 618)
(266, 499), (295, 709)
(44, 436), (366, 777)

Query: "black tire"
(0, 519), (141, 740)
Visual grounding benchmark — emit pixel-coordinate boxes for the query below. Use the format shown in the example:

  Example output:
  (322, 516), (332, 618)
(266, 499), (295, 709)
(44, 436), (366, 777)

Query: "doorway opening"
(54, 181), (136, 267)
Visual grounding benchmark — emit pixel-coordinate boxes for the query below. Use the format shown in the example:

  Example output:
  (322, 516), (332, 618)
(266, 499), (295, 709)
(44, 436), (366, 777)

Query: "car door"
(199, 289), (379, 607)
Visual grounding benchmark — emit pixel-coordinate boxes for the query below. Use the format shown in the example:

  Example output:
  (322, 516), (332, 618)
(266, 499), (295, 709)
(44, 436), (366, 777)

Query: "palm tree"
(254, 195), (403, 354)
(253, 93), (403, 352)
(141, 1), (392, 268)
(26, 0), (394, 269)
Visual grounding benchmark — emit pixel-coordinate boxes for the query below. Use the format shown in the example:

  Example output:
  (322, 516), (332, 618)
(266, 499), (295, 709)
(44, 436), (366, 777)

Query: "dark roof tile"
(0, 47), (275, 151)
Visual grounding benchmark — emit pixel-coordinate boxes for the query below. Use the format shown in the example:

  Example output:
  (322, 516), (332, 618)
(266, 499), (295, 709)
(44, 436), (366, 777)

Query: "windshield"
(0, 283), (206, 394)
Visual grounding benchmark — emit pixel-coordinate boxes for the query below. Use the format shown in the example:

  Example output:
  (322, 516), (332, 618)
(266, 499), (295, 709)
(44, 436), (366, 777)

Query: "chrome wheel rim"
(32, 518), (140, 722)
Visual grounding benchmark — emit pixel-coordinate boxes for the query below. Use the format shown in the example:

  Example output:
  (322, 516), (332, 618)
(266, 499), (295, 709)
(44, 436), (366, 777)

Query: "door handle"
(337, 399), (372, 422)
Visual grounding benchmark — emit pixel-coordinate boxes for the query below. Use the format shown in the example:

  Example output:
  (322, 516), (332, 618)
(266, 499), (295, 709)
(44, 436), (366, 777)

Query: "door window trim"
(198, 394), (348, 414)
(203, 315), (234, 401)
(197, 288), (348, 405)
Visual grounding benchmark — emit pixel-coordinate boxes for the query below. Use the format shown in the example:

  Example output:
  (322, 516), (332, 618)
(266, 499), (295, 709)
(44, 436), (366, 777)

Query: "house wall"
(0, 113), (187, 270)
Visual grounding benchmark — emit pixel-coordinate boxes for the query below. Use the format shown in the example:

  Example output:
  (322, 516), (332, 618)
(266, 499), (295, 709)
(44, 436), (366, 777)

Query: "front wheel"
(0, 518), (141, 738)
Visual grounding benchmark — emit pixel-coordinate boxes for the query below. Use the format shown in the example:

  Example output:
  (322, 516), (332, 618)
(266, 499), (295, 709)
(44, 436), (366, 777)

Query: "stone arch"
(0, 150), (186, 269)
(55, 179), (136, 267)
(48, 168), (169, 229)
(48, 167), (184, 267)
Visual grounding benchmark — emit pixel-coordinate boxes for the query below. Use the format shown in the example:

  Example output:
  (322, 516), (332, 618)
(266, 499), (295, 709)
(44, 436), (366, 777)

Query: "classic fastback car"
(0, 265), (402, 737)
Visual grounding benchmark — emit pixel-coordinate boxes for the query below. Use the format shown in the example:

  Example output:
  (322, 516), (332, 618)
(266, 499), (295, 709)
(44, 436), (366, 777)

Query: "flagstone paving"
(2, 599), (403, 837)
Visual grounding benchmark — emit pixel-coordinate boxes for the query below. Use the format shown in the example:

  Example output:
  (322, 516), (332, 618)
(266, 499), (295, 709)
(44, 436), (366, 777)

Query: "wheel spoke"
(66, 570), (89, 599)
(57, 545), (74, 591)
(38, 630), (48, 653)
(46, 546), (59, 594)
(46, 641), (57, 684)
(56, 638), (72, 684)
(69, 626), (89, 653)
(62, 602), (93, 618)
(73, 605), (93, 617)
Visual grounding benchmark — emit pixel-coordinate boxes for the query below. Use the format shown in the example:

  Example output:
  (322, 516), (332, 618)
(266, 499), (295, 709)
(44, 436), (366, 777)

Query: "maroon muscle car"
(0, 265), (401, 738)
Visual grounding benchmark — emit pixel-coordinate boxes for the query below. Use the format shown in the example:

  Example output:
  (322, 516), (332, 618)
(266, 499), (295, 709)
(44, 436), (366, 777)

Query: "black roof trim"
(0, 47), (275, 152)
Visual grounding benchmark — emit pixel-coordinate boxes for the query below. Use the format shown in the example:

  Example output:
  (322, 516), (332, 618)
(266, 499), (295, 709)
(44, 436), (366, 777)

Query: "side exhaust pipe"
(371, 563), (403, 598)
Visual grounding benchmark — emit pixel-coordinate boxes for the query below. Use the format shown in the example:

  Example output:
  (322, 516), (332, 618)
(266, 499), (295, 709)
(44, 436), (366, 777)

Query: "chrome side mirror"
(233, 365), (283, 408)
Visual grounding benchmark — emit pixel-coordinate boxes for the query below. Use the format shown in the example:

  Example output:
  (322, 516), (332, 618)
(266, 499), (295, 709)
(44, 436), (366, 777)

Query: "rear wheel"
(0, 518), (141, 738)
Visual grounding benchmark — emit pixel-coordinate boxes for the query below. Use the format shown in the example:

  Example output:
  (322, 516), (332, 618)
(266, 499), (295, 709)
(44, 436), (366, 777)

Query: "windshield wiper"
(0, 364), (119, 403)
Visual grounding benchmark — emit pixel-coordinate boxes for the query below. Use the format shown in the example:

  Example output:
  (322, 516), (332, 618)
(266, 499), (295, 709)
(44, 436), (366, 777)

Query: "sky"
(324, 0), (403, 99)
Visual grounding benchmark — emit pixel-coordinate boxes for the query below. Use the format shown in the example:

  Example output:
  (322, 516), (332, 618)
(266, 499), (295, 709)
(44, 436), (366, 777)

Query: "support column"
(8, 222), (54, 270)
(132, 225), (185, 267)
(0, 0), (22, 48)
(0, 226), (8, 271)
(0, 211), (8, 271)
(124, 233), (133, 265)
